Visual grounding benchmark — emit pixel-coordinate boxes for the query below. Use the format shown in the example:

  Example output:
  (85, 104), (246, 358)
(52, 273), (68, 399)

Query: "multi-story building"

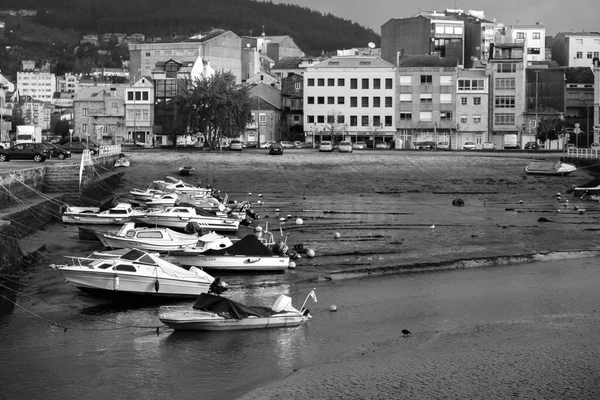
(73, 87), (126, 145)
(241, 34), (305, 64)
(594, 59), (600, 143)
(396, 55), (459, 149)
(270, 56), (326, 78)
(444, 9), (501, 67)
(551, 32), (600, 67)
(17, 69), (56, 102)
(280, 74), (304, 139)
(456, 68), (489, 149)
(381, 11), (465, 66)
(486, 43), (527, 148)
(129, 29), (242, 83)
(246, 71), (280, 88)
(247, 83), (282, 144)
(0, 84), (12, 142)
(564, 67), (594, 146)
(20, 97), (52, 130)
(495, 23), (546, 63)
(56, 73), (80, 94)
(124, 77), (155, 147)
(304, 56), (396, 146)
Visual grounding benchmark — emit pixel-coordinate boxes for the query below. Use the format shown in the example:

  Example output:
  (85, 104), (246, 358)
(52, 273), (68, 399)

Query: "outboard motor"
(246, 208), (259, 220)
(184, 221), (208, 235)
(286, 248), (301, 260)
(272, 241), (289, 256)
(208, 277), (228, 295)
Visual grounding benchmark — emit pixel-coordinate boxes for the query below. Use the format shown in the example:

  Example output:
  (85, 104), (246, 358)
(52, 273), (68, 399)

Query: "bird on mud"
(401, 329), (411, 336)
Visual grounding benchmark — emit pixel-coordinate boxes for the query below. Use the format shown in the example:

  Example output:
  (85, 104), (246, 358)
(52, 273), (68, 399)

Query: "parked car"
(319, 141), (334, 152)
(415, 141), (436, 150)
(338, 141), (353, 153)
(375, 141), (390, 150)
(524, 141), (540, 150)
(229, 139), (243, 151)
(352, 141), (367, 150)
(61, 141), (99, 155)
(245, 141), (258, 148)
(482, 142), (497, 150)
(293, 141), (305, 148)
(280, 141), (296, 149)
(437, 141), (450, 150)
(42, 143), (72, 160)
(463, 141), (477, 150)
(591, 143), (600, 150)
(269, 142), (284, 155)
(0, 143), (50, 162)
(260, 141), (276, 149)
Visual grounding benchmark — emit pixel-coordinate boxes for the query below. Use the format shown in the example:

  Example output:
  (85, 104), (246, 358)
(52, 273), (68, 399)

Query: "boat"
(524, 161), (577, 176)
(169, 234), (291, 272)
(571, 178), (600, 200)
(114, 156), (130, 168)
(50, 248), (217, 299)
(95, 222), (200, 252)
(158, 286), (316, 331)
(153, 176), (212, 196)
(134, 205), (240, 232)
(61, 198), (147, 225)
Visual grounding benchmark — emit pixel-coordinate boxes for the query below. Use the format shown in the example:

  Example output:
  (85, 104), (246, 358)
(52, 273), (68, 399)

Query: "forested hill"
(0, 0), (380, 55)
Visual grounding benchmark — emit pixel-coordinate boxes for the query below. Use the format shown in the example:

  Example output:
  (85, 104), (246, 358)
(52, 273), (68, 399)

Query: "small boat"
(95, 222), (200, 252)
(114, 156), (130, 168)
(158, 285), (316, 331)
(153, 176), (212, 196)
(50, 248), (216, 299)
(524, 161), (577, 176)
(179, 166), (195, 176)
(135, 205), (240, 232)
(169, 234), (290, 272)
(61, 199), (147, 225)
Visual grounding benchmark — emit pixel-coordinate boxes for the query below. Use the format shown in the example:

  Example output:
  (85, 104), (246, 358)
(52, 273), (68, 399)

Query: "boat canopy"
(192, 293), (278, 319)
(202, 235), (274, 256)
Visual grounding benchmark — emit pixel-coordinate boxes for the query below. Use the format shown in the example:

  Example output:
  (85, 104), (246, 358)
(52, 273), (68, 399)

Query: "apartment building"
(17, 70), (56, 102)
(551, 32), (600, 67)
(56, 73), (80, 94)
(456, 68), (489, 149)
(73, 87), (126, 145)
(124, 77), (155, 146)
(496, 23), (546, 63)
(303, 56), (396, 146)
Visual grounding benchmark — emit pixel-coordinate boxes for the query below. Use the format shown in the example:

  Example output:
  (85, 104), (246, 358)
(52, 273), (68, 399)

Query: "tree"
(53, 120), (71, 139)
(180, 71), (253, 150)
(536, 117), (564, 144)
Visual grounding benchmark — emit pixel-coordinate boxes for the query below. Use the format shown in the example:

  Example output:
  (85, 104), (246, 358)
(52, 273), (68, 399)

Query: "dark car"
(524, 142), (540, 150)
(61, 141), (99, 155)
(269, 143), (284, 155)
(43, 143), (72, 160)
(0, 143), (50, 162)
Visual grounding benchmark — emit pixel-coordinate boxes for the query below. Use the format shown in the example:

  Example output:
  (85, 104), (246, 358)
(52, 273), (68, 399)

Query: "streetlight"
(535, 71), (540, 145)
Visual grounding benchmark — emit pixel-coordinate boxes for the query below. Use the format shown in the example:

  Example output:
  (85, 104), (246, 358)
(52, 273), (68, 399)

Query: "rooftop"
(398, 55), (459, 68)
(311, 56), (395, 69)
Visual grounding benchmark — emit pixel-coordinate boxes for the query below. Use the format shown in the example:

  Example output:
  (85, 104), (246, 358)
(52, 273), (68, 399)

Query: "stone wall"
(0, 167), (46, 207)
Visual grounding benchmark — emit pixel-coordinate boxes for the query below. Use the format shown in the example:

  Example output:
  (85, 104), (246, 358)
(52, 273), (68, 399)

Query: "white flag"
(309, 289), (317, 303)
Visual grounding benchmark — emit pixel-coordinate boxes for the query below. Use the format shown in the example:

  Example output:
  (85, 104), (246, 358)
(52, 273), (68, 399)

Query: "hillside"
(0, 0), (380, 80)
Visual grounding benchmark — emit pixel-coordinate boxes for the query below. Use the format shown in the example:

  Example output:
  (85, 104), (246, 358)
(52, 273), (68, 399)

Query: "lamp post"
(535, 71), (540, 145)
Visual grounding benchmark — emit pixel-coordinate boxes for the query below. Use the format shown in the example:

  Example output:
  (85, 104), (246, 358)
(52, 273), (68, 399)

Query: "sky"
(270, 0), (599, 37)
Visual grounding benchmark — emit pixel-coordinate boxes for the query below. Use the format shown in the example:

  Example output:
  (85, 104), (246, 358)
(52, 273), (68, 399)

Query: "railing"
(99, 145), (122, 157)
(566, 148), (600, 158)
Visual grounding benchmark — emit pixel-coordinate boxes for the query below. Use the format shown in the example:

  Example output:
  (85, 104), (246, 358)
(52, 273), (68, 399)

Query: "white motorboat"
(158, 288), (316, 331)
(95, 222), (200, 252)
(61, 199), (147, 225)
(114, 156), (130, 168)
(524, 161), (576, 176)
(153, 176), (212, 196)
(135, 205), (240, 232)
(130, 187), (168, 202)
(169, 234), (290, 272)
(50, 248), (216, 299)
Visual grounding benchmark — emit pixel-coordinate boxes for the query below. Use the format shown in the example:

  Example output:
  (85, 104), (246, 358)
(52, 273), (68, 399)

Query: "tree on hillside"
(180, 71), (253, 150)
(536, 117), (564, 144)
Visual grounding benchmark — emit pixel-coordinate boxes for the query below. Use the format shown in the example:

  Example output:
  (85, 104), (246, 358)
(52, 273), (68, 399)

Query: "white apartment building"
(303, 56), (396, 145)
(456, 68), (489, 148)
(497, 23), (545, 63)
(124, 77), (154, 146)
(551, 32), (600, 67)
(17, 71), (56, 102)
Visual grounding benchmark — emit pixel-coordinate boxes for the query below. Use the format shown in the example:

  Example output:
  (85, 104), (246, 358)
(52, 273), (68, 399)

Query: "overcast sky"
(271, 0), (598, 37)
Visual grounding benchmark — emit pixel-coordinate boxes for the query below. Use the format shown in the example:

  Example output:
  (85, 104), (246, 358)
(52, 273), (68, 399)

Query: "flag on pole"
(309, 289), (317, 303)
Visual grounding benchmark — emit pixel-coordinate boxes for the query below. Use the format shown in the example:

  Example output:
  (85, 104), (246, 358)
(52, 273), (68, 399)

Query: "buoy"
(154, 279), (160, 293)
(556, 192), (562, 197)
(557, 196), (562, 201)
(248, 192), (252, 196)
(430, 225), (435, 229)
(286, 214), (292, 219)
(114, 275), (119, 290)
(306, 249), (315, 258)
(279, 217), (286, 222)
(518, 200), (523, 204)
(275, 208), (280, 212)
(565, 199), (569, 203)
(288, 261), (296, 269)
(256, 200), (262, 205)
(296, 218), (304, 225)
(333, 232), (341, 239)
(556, 209), (561, 213)
(258, 194), (263, 197)
(254, 226), (263, 232)
(330, 305), (337, 312)
(575, 206), (579, 210)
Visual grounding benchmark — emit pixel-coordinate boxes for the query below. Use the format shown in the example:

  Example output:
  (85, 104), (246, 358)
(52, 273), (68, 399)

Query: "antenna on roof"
(368, 41), (375, 55)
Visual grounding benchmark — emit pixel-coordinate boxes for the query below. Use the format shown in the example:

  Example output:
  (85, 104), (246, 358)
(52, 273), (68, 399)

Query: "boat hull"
(96, 233), (198, 252)
(170, 254), (289, 271)
(158, 309), (305, 330)
(135, 216), (239, 232)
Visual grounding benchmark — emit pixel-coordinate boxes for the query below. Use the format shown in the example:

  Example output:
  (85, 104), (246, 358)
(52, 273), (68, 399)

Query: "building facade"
(247, 83), (282, 144)
(17, 70), (56, 102)
(73, 87), (126, 145)
(564, 67), (594, 146)
(56, 73), (81, 94)
(497, 24), (546, 63)
(456, 68), (489, 149)
(304, 56), (396, 146)
(280, 74), (304, 139)
(124, 77), (155, 146)
(551, 32), (600, 67)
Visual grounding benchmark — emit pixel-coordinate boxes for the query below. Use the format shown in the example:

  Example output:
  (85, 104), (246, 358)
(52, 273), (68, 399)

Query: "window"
(576, 39), (583, 45)
(421, 75), (432, 85)
(440, 94), (452, 104)
(317, 97), (325, 104)
(473, 97), (481, 106)
(461, 97), (467, 105)
(576, 52), (583, 59)
(440, 111), (452, 121)
(399, 76), (412, 85)
(350, 115), (357, 126)
(399, 94), (412, 103)
(362, 78), (369, 89)
(494, 113), (515, 125)
(495, 77), (515, 90)
(361, 97), (369, 107)
(473, 115), (482, 124)
(497, 63), (517, 73)
(420, 93), (433, 103)
(440, 76), (453, 86)
(361, 116), (369, 126)
(337, 96), (345, 104)
(532, 32), (541, 39)
(374, 78), (381, 89)
(327, 115), (335, 123)
(307, 78), (315, 86)
(82, 123), (87, 133)
(317, 78), (325, 86)
(385, 116), (392, 126)
(458, 79), (485, 91)
(385, 97), (392, 107)
(595, 52), (600, 58)
(327, 96), (335, 104)
(385, 78), (393, 89)
(327, 78), (335, 86)
(351, 79), (358, 89)
(293, 115), (300, 122)
(516, 32), (525, 39)
(527, 48), (541, 55)
(337, 115), (345, 124)
(588, 52), (594, 59)
(460, 115), (468, 123)
(373, 116), (381, 126)
(399, 112), (412, 121)
(495, 95), (515, 108)
(373, 97), (381, 107)
(82, 108), (87, 116)
(350, 97), (358, 107)
(259, 113), (266, 125)
(317, 115), (325, 123)
(143, 92), (149, 101)
(295, 82), (301, 90)
(338, 78), (345, 86)
(127, 92), (134, 101)
(307, 115), (315, 123)
(145, 52), (151, 57)
(419, 111), (432, 121)
(307, 97), (315, 104)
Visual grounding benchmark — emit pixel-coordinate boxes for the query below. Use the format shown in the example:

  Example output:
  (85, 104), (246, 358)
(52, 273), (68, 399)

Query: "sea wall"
(0, 167), (46, 207)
